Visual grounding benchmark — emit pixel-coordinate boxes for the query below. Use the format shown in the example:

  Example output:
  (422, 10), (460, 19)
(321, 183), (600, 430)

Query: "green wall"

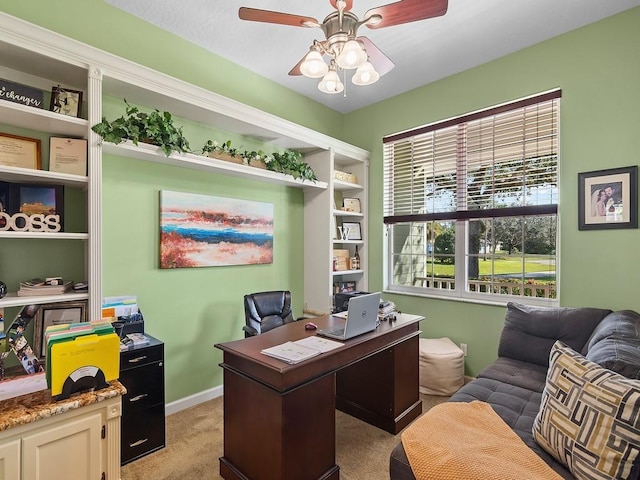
(2, 2), (639, 398)
(343, 7), (640, 374)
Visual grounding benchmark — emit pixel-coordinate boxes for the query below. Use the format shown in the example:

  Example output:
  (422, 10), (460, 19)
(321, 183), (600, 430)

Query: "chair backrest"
(243, 290), (294, 337)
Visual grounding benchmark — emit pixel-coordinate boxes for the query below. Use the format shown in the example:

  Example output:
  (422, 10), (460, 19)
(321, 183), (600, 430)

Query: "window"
(383, 91), (560, 305)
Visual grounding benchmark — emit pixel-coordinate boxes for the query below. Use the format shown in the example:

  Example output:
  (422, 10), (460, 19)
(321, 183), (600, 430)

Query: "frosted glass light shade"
(300, 51), (328, 78)
(318, 70), (344, 94)
(352, 61), (380, 86)
(336, 40), (367, 69)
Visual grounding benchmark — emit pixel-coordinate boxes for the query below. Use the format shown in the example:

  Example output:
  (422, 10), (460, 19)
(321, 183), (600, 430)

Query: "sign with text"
(0, 79), (43, 109)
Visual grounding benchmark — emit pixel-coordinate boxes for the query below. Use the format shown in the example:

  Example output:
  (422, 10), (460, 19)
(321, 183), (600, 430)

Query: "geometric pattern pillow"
(532, 341), (640, 480)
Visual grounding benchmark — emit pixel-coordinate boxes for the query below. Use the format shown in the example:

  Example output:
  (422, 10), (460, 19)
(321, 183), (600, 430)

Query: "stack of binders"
(45, 320), (120, 400)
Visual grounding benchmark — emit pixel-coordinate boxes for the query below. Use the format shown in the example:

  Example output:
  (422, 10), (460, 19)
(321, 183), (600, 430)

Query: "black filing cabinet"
(119, 335), (165, 465)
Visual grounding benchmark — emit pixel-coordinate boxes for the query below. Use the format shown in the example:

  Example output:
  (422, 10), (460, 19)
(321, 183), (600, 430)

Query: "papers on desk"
(261, 336), (344, 364)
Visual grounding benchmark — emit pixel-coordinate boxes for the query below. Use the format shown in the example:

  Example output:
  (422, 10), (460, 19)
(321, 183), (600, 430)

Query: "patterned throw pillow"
(532, 341), (640, 480)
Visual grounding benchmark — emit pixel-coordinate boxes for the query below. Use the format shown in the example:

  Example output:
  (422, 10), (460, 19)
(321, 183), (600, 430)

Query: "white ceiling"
(105, 0), (640, 114)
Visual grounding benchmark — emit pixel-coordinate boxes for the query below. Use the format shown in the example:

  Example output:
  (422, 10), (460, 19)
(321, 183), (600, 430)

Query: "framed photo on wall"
(33, 301), (87, 360)
(578, 165), (638, 230)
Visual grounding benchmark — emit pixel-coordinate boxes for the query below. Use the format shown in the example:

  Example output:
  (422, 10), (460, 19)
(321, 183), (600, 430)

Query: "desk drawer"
(120, 362), (164, 413)
(121, 344), (163, 367)
(121, 403), (166, 465)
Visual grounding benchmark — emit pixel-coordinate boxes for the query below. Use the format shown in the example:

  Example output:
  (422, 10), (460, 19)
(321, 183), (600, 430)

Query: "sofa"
(389, 302), (640, 480)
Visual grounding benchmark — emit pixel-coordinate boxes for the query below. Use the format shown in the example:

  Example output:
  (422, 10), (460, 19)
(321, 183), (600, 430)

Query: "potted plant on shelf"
(265, 150), (318, 182)
(201, 139), (241, 163)
(91, 100), (190, 157)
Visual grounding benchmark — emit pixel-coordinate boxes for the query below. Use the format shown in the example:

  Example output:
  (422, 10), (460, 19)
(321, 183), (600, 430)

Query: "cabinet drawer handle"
(130, 438), (149, 447)
(130, 394), (148, 402)
(128, 355), (147, 363)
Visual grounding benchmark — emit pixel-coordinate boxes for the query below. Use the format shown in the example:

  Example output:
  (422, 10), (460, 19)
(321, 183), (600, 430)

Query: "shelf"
(0, 231), (88, 239)
(0, 99), (89, 137)
(333, 239), (364, 245)
(0, 291), (89, 308)
(334, 180), (364, 191)
(0, 165), (89, 188)
(333, 210), (363, 218)
(332, 270), (364, 276)
(102, 141), (328, 191)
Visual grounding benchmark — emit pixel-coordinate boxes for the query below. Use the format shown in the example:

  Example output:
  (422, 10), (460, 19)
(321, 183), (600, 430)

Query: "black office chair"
(243, 290), (296, 337)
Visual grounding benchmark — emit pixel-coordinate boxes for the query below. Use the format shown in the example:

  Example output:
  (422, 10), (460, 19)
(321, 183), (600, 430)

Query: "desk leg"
(220, 368), (340, 480)
(336, 336), (421, 434)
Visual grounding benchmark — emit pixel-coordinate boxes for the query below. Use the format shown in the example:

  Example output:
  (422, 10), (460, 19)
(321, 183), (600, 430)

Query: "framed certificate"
(49, 137), (87, 175)
(0, 133), (41, 170)
(342, 197), (361, 213)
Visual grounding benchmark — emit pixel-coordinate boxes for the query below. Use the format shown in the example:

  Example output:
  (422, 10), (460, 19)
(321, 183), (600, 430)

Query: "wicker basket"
(208, 152), (266, 170)
(334, 169), (357, 184)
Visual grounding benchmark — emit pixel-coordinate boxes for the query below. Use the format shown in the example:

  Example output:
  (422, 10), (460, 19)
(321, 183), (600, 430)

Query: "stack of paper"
(261, 336), (343, 364)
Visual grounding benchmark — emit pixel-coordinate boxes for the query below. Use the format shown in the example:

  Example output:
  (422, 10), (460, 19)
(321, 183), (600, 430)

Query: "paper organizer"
(45, 320), (120, 400)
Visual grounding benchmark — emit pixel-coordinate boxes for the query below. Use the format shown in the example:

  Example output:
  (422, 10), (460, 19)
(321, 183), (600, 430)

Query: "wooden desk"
(215, 313), (423, 480)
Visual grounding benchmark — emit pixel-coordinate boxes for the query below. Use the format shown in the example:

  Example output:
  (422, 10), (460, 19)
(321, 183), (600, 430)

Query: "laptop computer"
(317, 292), (381, 341)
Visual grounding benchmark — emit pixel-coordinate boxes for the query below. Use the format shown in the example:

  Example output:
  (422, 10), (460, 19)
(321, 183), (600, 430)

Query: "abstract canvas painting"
(160, 190), (273, 268)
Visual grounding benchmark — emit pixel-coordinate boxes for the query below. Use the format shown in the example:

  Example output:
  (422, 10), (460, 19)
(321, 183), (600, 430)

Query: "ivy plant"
(92, 100), (190, 157)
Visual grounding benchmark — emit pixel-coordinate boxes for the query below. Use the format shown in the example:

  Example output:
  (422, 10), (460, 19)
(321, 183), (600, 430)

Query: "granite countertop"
(0, 380), (126, 433)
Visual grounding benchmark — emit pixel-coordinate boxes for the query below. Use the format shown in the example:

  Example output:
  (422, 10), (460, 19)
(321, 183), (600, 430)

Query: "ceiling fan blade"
(364, 0), (448, 29)
(288, 54), (306, 76)
(358, 36), (394, 76)
(239, 7), (319, 28)
(329, 0), (353, 12)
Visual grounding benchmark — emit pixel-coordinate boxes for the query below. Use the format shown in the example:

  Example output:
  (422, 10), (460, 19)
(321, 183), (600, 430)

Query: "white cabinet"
(0, 438), (20, 480)
(0, 394), (121, 480)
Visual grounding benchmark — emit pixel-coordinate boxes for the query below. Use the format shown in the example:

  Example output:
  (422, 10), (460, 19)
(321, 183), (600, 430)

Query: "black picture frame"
(578, 165), (638, 230)
(7, 183), (64, 231)
(33, 301), (87, 361)
(342, 222), (362, 240)
(49, 86), (83, 118)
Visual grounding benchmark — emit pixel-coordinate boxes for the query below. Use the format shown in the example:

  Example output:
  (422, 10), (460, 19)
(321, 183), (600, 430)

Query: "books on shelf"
(261, 336), (343, 364)
(17, 278), (73, 296)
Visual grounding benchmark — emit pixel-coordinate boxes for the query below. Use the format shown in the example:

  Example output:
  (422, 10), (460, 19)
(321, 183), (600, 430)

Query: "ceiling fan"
(238, 0), (448, 94)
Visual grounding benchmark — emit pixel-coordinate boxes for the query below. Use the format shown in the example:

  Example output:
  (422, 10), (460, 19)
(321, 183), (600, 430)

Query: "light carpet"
(121, 395), (448, 480)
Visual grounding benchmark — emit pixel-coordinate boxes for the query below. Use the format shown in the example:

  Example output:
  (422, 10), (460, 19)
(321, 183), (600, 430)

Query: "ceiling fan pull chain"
(343, 69), (347, 98)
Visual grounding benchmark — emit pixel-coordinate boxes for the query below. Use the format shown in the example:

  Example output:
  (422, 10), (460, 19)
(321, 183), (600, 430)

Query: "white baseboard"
(165, 384), (224, 416)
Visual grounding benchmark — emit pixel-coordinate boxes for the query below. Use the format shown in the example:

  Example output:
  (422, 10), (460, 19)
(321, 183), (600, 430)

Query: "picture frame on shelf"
(33, 301), (87, 361)
(7, 183), (64, 232)
(49, 137), (88, 176)
(342, 197), (361, 213)
(578, 165), (637, 230)
(0, 132), (41, 170)
(342, 222), (362, 240)
(49, 85), (83, 118)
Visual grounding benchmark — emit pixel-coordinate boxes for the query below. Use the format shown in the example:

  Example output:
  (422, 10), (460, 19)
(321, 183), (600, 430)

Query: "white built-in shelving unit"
(0, 10), (368, 320)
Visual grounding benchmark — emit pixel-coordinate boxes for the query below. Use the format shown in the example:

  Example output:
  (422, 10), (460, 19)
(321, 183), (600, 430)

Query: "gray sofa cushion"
(498, 302), (611, 367)
(477, 357), (549, 392)
(586, 310), (640, 379)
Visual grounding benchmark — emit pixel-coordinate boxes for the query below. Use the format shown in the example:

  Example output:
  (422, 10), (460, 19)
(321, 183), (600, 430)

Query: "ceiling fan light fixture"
(335, 39), (367, 70)
(300, 50), (329, 78)
(318, 69), (344, 94)
(352, 61), (380, 86)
